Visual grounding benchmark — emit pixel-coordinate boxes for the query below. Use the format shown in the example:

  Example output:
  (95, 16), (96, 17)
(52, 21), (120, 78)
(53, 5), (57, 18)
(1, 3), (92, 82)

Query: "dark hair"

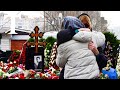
(77, 13), (90, 19)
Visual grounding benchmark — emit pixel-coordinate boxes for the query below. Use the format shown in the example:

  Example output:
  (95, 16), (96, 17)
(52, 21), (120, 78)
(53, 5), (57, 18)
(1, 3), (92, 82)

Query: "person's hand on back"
(88, 41), (99, 55)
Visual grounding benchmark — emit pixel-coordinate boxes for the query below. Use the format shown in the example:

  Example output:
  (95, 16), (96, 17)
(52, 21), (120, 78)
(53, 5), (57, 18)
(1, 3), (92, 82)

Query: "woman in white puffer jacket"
(56, 16), (105, 79)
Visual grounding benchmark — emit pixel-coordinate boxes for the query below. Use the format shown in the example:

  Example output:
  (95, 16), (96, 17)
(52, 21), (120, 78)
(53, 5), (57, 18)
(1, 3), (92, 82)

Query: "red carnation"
(19, 73), (25, 79)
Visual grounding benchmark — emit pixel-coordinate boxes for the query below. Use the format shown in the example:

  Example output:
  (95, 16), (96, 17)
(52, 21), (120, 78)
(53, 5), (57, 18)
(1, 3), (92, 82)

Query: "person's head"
(61, 16), (85, 30)
(77, 13), (92, 31)
(58, 16), (86, 46)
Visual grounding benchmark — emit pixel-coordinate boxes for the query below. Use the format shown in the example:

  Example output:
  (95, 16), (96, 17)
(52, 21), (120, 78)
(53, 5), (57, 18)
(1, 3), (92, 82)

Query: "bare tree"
(43, 11), (62, 32)
(44, 11), (108, 32)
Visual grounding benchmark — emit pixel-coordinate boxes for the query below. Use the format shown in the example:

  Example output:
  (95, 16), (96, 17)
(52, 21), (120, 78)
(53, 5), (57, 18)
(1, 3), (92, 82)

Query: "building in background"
(0, 11), (109, 51)
(101, 17), (108, 32)
(0, 12), (44, 51)
(44, 11), (108, 32)
(0, 13), (11, 51)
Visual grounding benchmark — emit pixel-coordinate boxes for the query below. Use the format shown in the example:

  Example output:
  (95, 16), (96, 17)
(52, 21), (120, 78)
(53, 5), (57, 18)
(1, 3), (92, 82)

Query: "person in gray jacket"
(56, 16), (105, 79)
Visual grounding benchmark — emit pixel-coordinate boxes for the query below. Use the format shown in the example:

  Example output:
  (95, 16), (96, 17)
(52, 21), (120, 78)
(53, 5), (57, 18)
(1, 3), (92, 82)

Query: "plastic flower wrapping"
(97, 60), (118, 79)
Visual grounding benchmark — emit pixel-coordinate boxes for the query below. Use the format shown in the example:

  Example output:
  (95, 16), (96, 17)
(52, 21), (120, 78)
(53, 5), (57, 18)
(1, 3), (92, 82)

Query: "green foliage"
(44, 59), (49, 69)
(13, 50), (21, 55)
(39, 38), (46, 42)
(28, 37), (46, 42)
(44, 37), (57, 68)
(46, 36), (56, 45)
(104, 32), (120, 52)
(103, 32), (120, 68)
(104, 32), (120, 48)
(28, 38), (35, 42)
(45, 37), (56, 53)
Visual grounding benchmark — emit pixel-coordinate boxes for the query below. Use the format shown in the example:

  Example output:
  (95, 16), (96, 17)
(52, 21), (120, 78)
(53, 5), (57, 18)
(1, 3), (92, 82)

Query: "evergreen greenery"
(39, 38), (46, 42)
(103, 32), (120, 68)
(44, 37), (57, 68)
(28, 38), (35, 42)
(28, 37), (46, 42)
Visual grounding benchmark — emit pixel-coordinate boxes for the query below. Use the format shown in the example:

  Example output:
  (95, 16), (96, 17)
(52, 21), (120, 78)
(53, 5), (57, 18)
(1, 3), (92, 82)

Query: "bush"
(28, 38), (35, 42)
(103, 32), (120, 68)
(44, 37), (57, 68)
(39, 38), (46, 42)
(45, 36), (57, 56)
(28, 37), (46, 42)
(46, 36), (56, 46)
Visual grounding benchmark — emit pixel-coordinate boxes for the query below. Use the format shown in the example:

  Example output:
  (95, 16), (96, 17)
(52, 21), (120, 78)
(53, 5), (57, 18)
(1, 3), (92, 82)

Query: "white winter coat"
(56, 31), (105, 79)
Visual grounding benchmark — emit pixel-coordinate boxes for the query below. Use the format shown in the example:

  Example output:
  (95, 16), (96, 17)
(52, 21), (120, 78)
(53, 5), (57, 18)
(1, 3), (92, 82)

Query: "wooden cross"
(27, 26), (46, 53)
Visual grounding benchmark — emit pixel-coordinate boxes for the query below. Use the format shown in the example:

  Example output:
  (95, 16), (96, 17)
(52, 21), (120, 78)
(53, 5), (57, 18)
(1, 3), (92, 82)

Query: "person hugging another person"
(77, 13), (108, 72)
(56, 16), (105, 79)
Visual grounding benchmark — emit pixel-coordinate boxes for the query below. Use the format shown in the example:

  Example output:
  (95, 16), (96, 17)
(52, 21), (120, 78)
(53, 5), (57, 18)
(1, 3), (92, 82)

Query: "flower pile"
(96, 61), (111, 79)
(116, 53), (120, 79)
(8, 50), (21, 64)
(104, 32), (120, 68)
(96, 73), (109, 79)
(0, 61), (60, 79)
(97, 60), (118, 79)
(44, 37), (57, 69)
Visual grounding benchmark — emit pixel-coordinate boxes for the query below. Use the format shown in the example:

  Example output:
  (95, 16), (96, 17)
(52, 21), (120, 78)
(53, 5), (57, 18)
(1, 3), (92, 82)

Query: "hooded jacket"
(57, 16), (85, 46)
(56, 16), (105, 79)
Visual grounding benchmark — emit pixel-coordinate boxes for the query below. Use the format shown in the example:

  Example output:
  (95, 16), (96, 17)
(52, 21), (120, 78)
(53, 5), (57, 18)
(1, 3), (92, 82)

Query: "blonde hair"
(79, 15), (92, 31)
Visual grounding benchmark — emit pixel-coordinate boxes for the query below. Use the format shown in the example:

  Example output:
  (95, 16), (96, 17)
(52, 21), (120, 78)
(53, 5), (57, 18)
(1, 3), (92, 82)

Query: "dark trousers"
(59, 67), (65, 79)
(96, 53), (108, 72)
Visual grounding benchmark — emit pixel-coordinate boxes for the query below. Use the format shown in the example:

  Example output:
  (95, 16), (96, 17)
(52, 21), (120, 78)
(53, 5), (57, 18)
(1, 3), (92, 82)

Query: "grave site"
(0, 26), (60, 79)
(0, 11), (120, 79)
(0, 27), (120, 79)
